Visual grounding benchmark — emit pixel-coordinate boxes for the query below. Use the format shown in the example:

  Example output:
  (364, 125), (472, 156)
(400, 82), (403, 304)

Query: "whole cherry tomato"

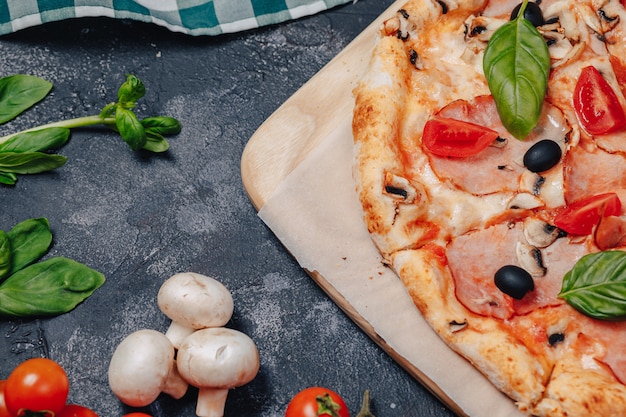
(285, 387), (350, 417)
(57, 404), (99, 417)
(573, 66), (626, 135)
(422, 116), (499, 158)
(4, 358), (69, 417)
(0, 381), (11, 417)
(554, 192), (622, 235)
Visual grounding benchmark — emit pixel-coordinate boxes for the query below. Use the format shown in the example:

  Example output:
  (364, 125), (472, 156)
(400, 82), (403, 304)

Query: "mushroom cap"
(157, 272), (234, 329)
(108, 329), (176, 407)
(177, 327), (260, 388)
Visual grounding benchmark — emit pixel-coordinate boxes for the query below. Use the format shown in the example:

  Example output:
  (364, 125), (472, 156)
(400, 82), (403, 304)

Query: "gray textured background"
(0, 2), (456, 416)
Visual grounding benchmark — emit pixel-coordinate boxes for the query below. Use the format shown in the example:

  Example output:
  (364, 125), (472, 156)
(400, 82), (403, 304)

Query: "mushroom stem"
(195, 387), (229, 417)
(163, 363), (189, 400)
(164, 321), (196, 349)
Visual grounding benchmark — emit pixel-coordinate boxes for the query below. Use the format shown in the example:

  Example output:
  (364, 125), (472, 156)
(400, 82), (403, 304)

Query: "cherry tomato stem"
(355, 390), (374, 417)
(285, 387), (350, 417)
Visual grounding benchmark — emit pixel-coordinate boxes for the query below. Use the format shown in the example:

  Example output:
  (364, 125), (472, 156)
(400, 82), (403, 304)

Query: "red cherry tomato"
(422, 116), (499, 157)
(554, 192), (622, 235)
(0, 381), (11, 417)
(4, 358), (69, 417)
(285, 387), (350, 417)
(57, 404), (99, 417)
(573, 66), (626, 135)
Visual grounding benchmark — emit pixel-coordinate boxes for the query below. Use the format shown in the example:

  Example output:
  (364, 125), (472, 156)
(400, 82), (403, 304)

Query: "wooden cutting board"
(242, 0), (405, 210)
(241, 2), (469, 415)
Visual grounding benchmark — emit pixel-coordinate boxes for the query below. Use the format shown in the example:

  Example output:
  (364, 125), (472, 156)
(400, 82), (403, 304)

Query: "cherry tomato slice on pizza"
(422, 116), (499, 157)
(285, 387), (350, 417)
(554, 192), (622, 235)
(573, 66), (626, 135)
(57, 404), (100, 417)
(4, 358), (70, 417)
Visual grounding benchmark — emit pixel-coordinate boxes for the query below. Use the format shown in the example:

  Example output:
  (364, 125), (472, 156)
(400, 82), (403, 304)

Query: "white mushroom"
(108, 329), (188, 407)
(157, 272), (234, 348)
(177, 327), (260, 417)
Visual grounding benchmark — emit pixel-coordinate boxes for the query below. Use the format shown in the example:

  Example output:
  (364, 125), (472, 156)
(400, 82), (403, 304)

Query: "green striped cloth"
(0, 0), (354, 36)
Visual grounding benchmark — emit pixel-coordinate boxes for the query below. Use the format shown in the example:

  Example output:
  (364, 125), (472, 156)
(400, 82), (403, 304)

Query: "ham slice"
(427, 96), (569, 196)
(563, 145), (626, 204)
(447, 220), (589, 320)
(508, 305), (626, 386)
(582, 317), (626, 384)
(595, 215), (626, 250)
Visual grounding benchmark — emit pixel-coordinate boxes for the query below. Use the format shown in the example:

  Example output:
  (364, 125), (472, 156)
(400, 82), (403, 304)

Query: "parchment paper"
(258, 117), (524, 417)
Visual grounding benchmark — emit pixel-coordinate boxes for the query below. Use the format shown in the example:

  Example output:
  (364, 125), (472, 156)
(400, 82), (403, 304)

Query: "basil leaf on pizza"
(560, 251), (626, 320)
(483, 0), (550, 140)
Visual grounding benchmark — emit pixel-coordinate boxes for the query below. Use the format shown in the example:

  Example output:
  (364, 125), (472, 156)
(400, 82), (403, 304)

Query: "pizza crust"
(391, 248), (547, 409)
(353, 35), (436, 258)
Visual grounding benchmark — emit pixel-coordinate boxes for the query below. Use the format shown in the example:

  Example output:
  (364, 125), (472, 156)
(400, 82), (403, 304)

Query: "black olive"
(523, 139), (562, 173)
(385, 185), (408, 199)
(511, 2), (545, 27)
(494, 265), (535, 300)
(548, 333), (565, 346)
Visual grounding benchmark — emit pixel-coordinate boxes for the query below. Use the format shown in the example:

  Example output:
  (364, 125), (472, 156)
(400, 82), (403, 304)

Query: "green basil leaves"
(483, 0), (550, 139)
(5, 217), (52, 276)
(0, 75), (52, 124)
(0, 257), (105, 317)
(0, 73), (182, 185)
(560, 251), (626, 320)
(0, 218), (105, 317)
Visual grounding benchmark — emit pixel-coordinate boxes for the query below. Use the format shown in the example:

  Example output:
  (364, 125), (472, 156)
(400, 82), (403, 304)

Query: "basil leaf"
(141, 116), (182, 136)
(0, 257), (105, 317)
(0, 75), (52, 124)
(0, 230), (10, 281)
(0, 151), (67, 174)
(142, 131), (170, 153)
(559, 251), (626, 320)
(8, 217), (52, 275)
(115, 107), (146, 151)
(0, 172), (17, 185)
(483, 2), (550, 139)
(0, 127), (70, 153)
(117, 74), (145, 108)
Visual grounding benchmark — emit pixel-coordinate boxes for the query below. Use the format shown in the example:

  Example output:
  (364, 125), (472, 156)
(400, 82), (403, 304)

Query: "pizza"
(352, 0), (626, 415)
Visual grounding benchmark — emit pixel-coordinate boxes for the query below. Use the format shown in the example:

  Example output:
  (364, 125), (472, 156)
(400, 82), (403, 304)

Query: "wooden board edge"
(240, 0), (405, 210)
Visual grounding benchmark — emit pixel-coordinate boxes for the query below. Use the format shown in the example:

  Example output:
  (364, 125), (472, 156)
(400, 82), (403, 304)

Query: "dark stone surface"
(0, 3), (456, 417)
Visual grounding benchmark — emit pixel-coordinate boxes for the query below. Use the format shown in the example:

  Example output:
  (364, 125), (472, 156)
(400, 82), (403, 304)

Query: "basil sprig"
(0, 74), (181, 185)
(559, 251), (626, 320)
(483, 0), (550, 139)
(0, 218), (105, 317)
